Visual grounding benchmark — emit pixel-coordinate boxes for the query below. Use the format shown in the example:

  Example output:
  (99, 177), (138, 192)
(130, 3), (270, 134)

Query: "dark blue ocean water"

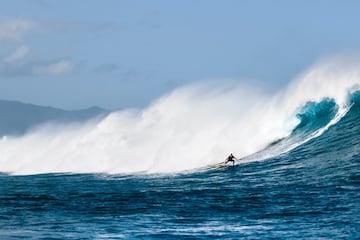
(0, 98), (359, 239)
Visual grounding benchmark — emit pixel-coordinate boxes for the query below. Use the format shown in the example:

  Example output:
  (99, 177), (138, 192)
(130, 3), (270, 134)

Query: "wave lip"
(294, 98), (338, 134)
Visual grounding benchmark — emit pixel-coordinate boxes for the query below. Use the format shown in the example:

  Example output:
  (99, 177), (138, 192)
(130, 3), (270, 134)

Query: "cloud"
(0, 17), (113, 78)
(32, 60), (74, 75)
(3, 45), (29, 63)
(0, 19), (36, 41)
(0, 59), (75, 77)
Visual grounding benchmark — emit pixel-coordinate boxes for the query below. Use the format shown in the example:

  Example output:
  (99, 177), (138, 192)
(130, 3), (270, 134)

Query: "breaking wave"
(1, 57), (360, 175)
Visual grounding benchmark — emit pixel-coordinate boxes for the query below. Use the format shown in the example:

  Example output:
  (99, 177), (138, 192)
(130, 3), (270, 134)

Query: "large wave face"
(1, 57), (360, 175)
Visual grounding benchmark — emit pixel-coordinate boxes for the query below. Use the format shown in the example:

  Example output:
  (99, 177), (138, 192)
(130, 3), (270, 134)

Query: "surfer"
(225, 153), (237, 166)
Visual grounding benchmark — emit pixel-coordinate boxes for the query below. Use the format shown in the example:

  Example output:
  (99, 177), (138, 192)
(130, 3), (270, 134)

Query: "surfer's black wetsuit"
(225, 154), (236, 166)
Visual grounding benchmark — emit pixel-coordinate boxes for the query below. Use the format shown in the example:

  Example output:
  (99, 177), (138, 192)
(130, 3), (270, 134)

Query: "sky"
(1, 0), (360, 110)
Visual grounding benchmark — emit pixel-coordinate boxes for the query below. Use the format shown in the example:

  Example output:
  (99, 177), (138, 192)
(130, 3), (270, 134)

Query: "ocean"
(0, 61), (359, 239)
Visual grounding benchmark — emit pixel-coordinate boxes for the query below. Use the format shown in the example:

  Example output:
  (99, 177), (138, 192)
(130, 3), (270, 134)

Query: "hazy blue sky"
(1, 0), (360, 109)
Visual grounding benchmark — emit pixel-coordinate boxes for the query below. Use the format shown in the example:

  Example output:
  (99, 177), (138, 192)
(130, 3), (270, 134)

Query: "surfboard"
(209, 157), (238, 169)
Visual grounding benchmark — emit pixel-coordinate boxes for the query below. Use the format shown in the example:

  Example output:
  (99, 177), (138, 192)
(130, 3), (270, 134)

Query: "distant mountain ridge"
(0, 100), (109, 136)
